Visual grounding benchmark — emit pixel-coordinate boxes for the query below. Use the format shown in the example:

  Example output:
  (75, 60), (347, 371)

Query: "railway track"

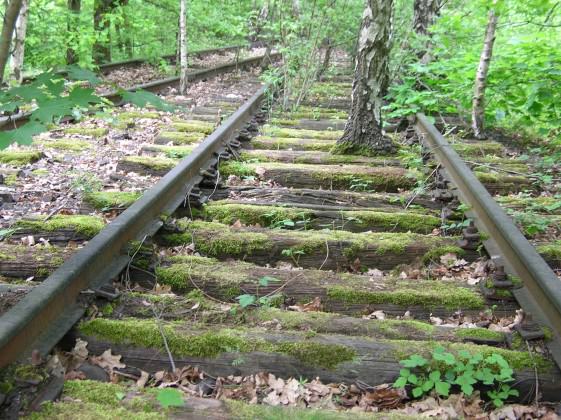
(1, 55), (561, 418)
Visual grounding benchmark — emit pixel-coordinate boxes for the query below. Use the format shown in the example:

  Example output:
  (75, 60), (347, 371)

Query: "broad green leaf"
(407, 374), (418, 385)
(434, 381), (451, 396)
(156, 388), (184, 408)
(115, 391), (126, 400)
(66, 65), (102, 86)
(30, 97), (73, 123)
(422, 380), (434, 392)
(428, 371), (441, 382)
(120, 89), (174, 112)
(0, 121), (46, 149)
(400, 354), (428, 368)
(68, 87), (104, 107)
(412, 387), (424, 398)
(393, 376), (407, 388)
(259, 276), (279, 287)
(236, 294), (256, 308)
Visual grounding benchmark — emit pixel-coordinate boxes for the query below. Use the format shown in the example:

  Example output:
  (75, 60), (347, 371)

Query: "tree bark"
(413, 0), (439, 36)
(336, 0), (395, 156)
(9, 0), (30, 84)
(93, 0), (115, 64)
(179, 0), (188, 94)
(413, 0), (439, 63)
(317, 38), (333, 80)
(472, 10), (498, 140)
(66, 0), (81, 65)
(0, 0), (24, 85)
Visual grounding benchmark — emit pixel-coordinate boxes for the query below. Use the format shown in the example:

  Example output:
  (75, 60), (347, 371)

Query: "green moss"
(14, 364), (45, 382)
(202, 203), (313, 227)
(326, 281), (484, 309)
(345, 210), (441, 233)
(64, 127), (109, 138)
(14, 215), (105, 237)
(84, 191), (142, 210)
(251, 136), (334, 151)
(156, 131), (206, 144)
(451, 141), (504, 157)
(454, 328), (505, 341)
(145, 145), (194, 158)
(122, 156), (177, 171)
(276, 341), (356, 369)
(422, 246), (466, 264)
(79, 318), (355, 368)
(117, 111), (160, 120)
(225, 399), (414, 420)
(220, 161), (417, 191)
(475, 172), (528, 185)
(4, 173), (17, 185)
(536, 240), (561, 264)
(29, 380), (165, 420)
(171, 121), (215, 134)
(32, 169), (49, 176)
(330, 141), (399, 158)
(162, 219), (451, 263)
(0, 150), (43, 165)
(261, 125), (343, 140)
(39, 138), (91, 152)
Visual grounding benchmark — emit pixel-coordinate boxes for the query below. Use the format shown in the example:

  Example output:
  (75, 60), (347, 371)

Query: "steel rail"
(415, 112), (561, 368)
(0, 52), (278, 130)
(98, 44), (243, 73)
(0, 85), (268, 368)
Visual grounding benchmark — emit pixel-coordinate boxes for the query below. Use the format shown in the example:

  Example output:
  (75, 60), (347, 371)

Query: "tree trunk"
(66, 0), (81, 65)
(0, 0), (24, 85)
(291, 0), (301, 17)
(93, 0), (115, 64)
(335, 0), (395, 156)
(114, 0), (132, 57)
(472, 9), (498, 140)
(413, 0), (439, 64)
(179, 0), (188, 94)
(317, 38), (333, 80)
(413, 0), (439, 36)
(9, 0), (30, 84)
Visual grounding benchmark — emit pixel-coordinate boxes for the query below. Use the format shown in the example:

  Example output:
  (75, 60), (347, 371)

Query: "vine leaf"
(0, 121), (47, 147)
(66, 65), (102, 86)
(120, 89), (175, 111)
(156, 388), (184, 408)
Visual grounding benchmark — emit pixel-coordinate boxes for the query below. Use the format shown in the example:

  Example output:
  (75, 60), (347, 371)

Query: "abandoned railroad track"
(1, 54), (561, 418)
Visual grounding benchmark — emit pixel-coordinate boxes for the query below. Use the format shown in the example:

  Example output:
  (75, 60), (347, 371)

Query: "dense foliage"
(24, 0), (256, 70)
(388, 0), (561, 146)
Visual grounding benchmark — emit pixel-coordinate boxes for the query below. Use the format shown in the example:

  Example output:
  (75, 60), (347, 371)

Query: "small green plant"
(349, 177), (372, 192)
(236, 276), (282, 309)
(281, 248), (306, 266)
(393, 347), (519, 408)
(156, 388), (184, 408)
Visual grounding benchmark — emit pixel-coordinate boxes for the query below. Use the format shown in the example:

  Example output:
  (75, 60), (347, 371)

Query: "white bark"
(10, 0), (30, 84)
(179, 0), (188, 94)
(472, 9), (498, 139)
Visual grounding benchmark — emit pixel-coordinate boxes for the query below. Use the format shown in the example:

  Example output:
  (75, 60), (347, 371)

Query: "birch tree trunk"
(472, 9), (498, 140)
(335, 0), (395, 156)
(0, 0), (24, 85)
(9, 0), (30, 84)
(413, 0), (439, 63)
(179, 0), (188, 95)
(413, 0), (439, 36)
(66, 0), (81, 64)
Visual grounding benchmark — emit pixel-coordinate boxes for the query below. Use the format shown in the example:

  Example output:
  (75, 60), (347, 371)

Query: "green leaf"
(434, 381), (451, 396)
(422, 380), (434, 392)
(407, 374), (418, 385)
(66, 65), (102, 86)
(30, 97), (73, 123)
(236, 294), (256, 308)
(156, 388), (184, 408)
(433, 350), (456, 365)
(115, 391), (126, 400)
(0, 121), (47, 149)
(428, 371), (441, 382)
(400, 354), (428, 368)
(412, 387), (424, 398)
(68, 87), (104, 107)
(259, 276), (279, 287)
(399, 368), (410, 377)
(120, 89), (175, 112)
(460, 383), (474, 395)
(393, 376), (407, 388)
